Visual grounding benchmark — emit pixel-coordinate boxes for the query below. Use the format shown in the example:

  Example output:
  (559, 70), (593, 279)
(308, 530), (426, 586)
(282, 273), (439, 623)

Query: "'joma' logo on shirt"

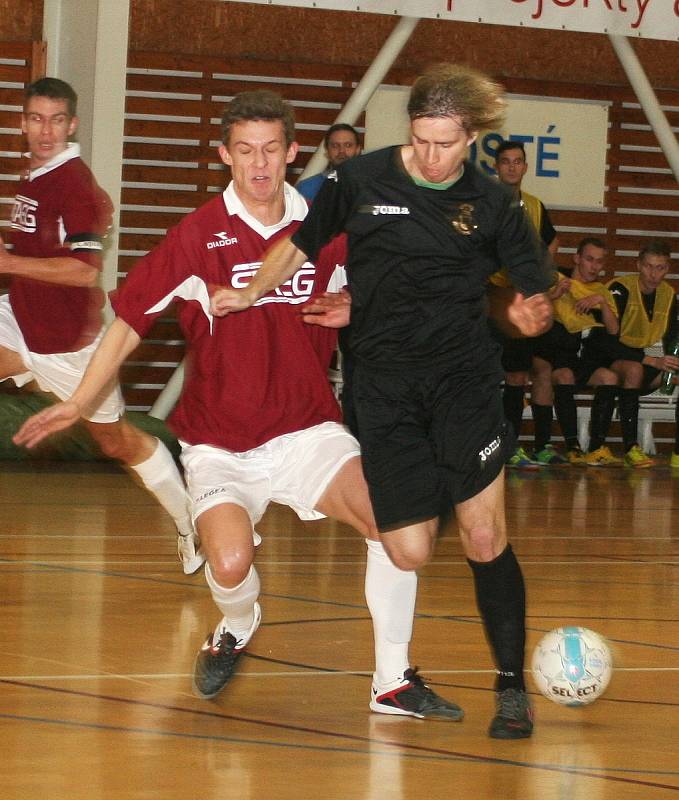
(479, 435), (502, 463)
(206, 231), (238, 249)
(367, 205), (410, 216)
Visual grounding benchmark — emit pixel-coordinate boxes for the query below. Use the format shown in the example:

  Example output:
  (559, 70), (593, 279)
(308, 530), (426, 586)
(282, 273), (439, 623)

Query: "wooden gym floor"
(1, 460), (677, 799)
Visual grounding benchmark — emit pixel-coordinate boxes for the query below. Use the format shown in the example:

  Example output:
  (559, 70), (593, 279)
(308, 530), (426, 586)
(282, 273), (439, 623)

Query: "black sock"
(589, 386), (617, 452)
(553, 385), (579, 447)
(532, 403), (553, 452)
(503, 385), (525, 439)
(618, 388), (640, 451)
(468, 545), (526, 692)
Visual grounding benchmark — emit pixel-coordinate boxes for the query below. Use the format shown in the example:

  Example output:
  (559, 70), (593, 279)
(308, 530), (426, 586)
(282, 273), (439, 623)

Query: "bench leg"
(577, 408), (590, 451)
(639, 418), (656, 455)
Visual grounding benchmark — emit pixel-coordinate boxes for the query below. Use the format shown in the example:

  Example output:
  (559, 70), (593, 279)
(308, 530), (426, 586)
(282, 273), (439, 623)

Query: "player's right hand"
(658, 354), (679, 372)
(12, 400), (81, 449)
(506, 292), (553, 337)
(549, 278), (571, 300)
(299, 289), (351, 328)
(209, 285), (258, 316)
(575, 294), (603, 313)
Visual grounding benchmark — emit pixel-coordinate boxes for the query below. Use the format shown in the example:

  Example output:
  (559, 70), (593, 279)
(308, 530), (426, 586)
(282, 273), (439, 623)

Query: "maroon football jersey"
(113, 187), (346, 452)
(8, 145), (112, 353)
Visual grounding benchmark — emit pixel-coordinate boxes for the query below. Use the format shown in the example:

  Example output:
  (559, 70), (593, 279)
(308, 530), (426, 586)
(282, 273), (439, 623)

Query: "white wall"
(43, 0), (131, 301)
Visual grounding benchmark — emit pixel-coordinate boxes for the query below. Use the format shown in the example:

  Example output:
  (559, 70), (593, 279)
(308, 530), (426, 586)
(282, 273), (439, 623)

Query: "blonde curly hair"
(408, 63), (507, 134)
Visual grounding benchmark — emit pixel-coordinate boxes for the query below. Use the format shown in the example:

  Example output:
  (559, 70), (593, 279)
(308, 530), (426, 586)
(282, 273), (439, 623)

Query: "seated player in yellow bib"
(582, 239), (678, 467)
(531, 237), (623, 466)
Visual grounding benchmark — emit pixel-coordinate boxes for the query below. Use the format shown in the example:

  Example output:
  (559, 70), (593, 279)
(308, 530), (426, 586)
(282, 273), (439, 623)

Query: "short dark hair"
(495, 140), (526, 161)
(407, 63), (506, 134)
(323, 123), (360, 148)
(25, 77), (77, 117)
(639, 239), (671, 261)
(577, 237), (607, 255)
(221, 90), (295, 147)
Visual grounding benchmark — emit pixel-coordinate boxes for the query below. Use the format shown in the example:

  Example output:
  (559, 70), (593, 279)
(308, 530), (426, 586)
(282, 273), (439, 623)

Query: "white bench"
(520, 389), (677, 454)
(638, 390), (677, 454)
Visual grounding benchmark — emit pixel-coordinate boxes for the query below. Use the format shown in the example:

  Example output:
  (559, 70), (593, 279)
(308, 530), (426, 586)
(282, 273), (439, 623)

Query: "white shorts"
(0, 295), (125, 423)
(180, 421), (361, 527)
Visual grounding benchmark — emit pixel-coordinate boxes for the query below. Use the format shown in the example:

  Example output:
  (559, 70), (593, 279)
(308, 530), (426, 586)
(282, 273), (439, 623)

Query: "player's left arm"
(495, 196), (553, 337)
(210, 236), (308, 316)
(574, 292), (619, 334)
(13, 317), (140, 449)
(599, 292), (620, 334)
(0, 232), (99, 286)
(650, 293), (679, 371)
(540, 203), (560, 257)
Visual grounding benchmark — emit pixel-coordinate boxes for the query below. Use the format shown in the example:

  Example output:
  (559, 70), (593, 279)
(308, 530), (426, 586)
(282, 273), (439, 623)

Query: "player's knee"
(505, 371), (528, 387)
(208, 550), (252, 588)
(90, 427), (127, 460)
(598, 371), (618, 387)
(382, 535), (432, 571)
(464, 523), (502, 562)
(623, 363), (643, 387)
(88, 421), (149, 464)
(356, 517), (380, 540)
(552, 369), (573, 385)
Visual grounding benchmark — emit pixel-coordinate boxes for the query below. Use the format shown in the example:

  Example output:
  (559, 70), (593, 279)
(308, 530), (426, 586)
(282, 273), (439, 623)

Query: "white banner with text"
(223, 0), (679, 42)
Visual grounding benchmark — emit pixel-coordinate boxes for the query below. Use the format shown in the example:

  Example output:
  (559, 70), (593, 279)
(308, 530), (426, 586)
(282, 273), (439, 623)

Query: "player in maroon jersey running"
(14, 90), (463, 720)
(0, 77), (202, 575)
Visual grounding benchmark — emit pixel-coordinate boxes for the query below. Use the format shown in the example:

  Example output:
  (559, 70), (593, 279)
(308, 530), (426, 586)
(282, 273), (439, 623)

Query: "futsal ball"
(531, 626), (612, 707)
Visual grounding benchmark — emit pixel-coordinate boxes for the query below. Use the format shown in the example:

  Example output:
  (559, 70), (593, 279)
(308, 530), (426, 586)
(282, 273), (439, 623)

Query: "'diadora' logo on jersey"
(10, 195), (38, 234)
(206, 231), (238, 249)
(232, 262), (317, 305)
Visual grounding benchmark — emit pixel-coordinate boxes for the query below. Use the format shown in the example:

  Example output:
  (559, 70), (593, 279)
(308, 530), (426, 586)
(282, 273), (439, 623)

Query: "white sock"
(130, 438), (193, 537)
(365, 539), (416, 688)
(205, 562), (261, 644)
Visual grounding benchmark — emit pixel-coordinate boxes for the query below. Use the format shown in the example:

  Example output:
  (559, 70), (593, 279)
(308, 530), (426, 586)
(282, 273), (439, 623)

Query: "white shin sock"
(365, 539), (416, 688)
(129, 438), (193, 537)
(205, 562), (261, 644)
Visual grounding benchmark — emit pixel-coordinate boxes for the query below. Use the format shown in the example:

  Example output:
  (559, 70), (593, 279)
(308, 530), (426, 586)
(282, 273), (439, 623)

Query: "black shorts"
(533, 324), (613, 386)
(488, 320), (533, 373)
(533, 323), (581, 372)
(349, 360), (513, 532)
(581, 333), (642, 369)
(580, 335), (660, 390)
(641, 365), (662, 392)
(502, 337), (533, 373)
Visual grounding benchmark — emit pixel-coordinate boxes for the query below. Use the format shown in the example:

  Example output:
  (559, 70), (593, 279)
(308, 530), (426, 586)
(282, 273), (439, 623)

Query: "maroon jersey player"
(0, 77), (202, 575)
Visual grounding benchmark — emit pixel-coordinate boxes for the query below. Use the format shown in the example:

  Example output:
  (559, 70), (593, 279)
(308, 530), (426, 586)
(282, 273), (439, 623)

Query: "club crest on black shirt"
(451, 203), (477, 236)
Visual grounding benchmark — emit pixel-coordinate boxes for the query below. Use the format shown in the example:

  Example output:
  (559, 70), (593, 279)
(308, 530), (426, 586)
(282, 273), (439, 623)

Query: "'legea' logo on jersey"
(232, 261), (317, 305)
(10, 194), (38, 234)
(206, 231), (238, 249)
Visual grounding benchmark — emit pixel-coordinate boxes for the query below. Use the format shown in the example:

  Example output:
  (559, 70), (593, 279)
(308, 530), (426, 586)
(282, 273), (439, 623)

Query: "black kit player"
(209, 65), (553, 739)
(490, 140), (562, 467)
(14, 89), (464, 723)
(0, 77), (203, 574)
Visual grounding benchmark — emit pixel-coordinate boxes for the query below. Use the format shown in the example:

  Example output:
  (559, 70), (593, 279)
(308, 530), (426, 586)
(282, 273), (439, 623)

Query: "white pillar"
(42, 0), (130, 310)
(298, 15), (420, 181)
(609, 34), (679, 183)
